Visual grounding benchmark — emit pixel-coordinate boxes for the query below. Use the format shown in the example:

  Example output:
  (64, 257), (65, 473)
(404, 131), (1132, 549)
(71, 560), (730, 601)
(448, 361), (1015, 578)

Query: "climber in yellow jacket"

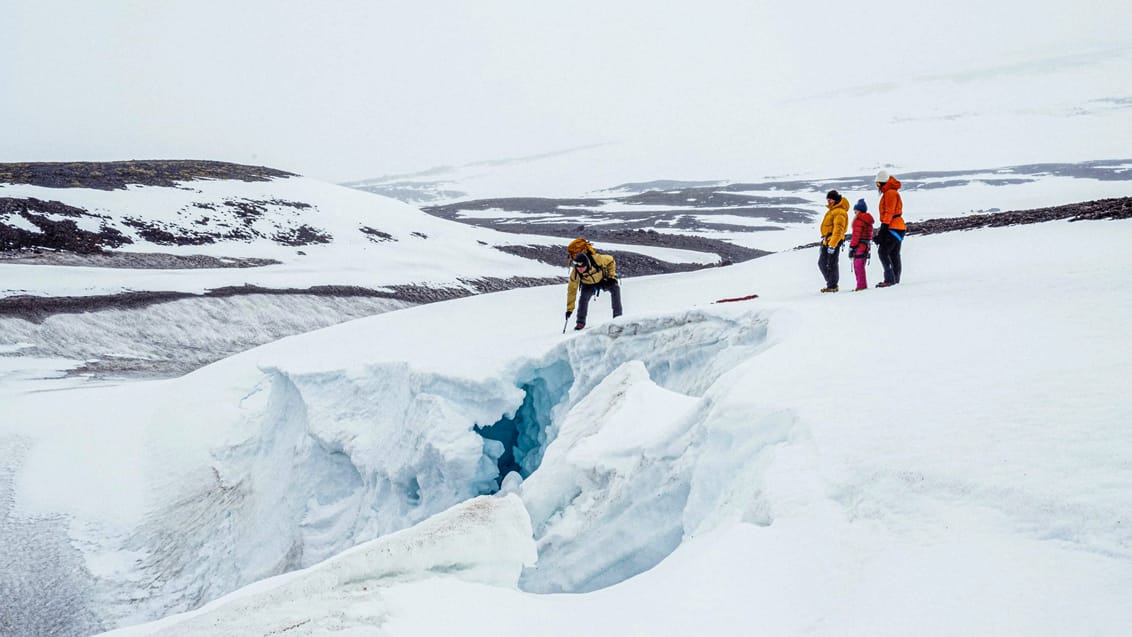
(818, 190), (849, 293)
(565, 238), (622, 331)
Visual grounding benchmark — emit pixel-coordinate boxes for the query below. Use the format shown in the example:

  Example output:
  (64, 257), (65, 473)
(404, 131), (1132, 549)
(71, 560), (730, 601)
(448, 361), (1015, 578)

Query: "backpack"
(567, 238), (593, 259)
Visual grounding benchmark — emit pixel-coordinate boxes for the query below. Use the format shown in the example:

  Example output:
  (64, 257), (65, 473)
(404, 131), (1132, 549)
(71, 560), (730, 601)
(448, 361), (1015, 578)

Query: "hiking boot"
(854, 286), (867, 291)
(876, 282), (895, 288)
(574, 323), (585, 331)
(820, 286), (839, 293)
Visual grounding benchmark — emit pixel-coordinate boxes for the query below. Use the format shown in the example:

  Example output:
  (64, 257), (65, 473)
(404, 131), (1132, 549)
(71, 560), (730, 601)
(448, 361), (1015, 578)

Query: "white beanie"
(875, 170), (890, 183)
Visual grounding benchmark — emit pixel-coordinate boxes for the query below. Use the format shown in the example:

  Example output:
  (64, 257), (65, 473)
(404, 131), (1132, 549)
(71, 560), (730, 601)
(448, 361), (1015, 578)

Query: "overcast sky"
(3, 0), (1130, 182)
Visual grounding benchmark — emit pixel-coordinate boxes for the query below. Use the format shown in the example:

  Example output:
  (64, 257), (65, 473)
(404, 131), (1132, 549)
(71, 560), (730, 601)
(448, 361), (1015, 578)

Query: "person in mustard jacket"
(565, 238), (621, 330)
(873, 170), (906, 287)
(818, 190), (849, 292)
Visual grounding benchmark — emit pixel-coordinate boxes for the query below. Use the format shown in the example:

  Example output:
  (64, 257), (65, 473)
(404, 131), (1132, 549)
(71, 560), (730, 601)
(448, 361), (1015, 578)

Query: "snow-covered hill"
(3, 213), (1130, 636)
(0, 161), (567, 293)
(0, 161), (722, 380)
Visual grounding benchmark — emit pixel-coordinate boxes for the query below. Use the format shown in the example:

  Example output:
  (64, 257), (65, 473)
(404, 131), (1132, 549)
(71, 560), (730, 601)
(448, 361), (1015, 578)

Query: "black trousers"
(877, 231), (904, 284)
(577, 280), (622, 324)
(817, 244), (841, 288)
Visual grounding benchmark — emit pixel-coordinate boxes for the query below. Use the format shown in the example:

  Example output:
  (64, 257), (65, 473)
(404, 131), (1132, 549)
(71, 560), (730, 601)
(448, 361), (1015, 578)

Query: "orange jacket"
(878, 176), (906, 231)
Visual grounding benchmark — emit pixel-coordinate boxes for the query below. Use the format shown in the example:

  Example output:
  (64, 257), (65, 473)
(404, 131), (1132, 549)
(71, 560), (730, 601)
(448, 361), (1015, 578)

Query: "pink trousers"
(853, 256), (867, 290)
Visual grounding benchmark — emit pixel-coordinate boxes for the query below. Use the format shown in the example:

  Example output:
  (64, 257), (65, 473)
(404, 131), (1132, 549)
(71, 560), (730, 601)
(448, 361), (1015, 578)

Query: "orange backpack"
(567, 238), (593, 259)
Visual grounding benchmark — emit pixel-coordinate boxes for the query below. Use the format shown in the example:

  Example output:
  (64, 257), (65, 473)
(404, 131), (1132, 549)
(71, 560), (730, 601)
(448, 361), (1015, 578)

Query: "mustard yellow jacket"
(566, 252), (616, 313)
(820, 197), (850, 248)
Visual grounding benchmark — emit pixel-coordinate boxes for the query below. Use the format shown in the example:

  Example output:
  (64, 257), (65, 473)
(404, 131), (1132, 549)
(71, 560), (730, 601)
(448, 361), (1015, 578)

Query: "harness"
(573, 253), (613, 286)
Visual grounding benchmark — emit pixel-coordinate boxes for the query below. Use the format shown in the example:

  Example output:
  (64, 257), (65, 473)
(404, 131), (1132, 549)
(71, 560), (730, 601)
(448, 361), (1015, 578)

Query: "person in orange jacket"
(873, 170), (906, 287)
(818, 190), (849, 292)
(565, 238), (621, 330)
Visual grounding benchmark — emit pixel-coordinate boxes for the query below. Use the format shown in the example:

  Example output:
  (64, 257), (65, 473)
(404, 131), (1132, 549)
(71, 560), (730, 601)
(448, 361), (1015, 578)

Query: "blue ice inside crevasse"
(475, 358), (574, 490)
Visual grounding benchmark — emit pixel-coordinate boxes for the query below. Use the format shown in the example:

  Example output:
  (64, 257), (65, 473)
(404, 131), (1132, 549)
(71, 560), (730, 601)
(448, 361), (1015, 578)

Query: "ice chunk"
(519, 361), (702, 592)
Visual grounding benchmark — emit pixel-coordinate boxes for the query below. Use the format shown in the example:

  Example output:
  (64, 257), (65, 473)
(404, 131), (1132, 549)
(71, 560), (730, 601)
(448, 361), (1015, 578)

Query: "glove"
(826, 246), (835, 254)
(565, 310), (572, 320)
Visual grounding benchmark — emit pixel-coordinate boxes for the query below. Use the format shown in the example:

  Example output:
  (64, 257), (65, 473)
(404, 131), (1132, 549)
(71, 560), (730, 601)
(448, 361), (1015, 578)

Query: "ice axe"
(562, 311), (571, 334)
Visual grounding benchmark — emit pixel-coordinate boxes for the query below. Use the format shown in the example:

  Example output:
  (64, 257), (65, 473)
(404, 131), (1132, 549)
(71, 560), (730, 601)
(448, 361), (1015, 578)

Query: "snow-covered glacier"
(5, 219), (1132, 636)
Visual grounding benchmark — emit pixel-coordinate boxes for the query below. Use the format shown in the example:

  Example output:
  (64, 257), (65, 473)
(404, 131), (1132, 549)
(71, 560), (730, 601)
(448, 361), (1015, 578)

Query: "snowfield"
(3, 216), (1131, 635)
(5, 2), (1132, 634)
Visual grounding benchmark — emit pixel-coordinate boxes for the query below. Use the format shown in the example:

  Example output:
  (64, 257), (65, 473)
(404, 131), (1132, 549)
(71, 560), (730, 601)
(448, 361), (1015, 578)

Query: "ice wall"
(2, 306), (773, 633)
(0, 294), (408, 379)
(516, 311), (772, 592)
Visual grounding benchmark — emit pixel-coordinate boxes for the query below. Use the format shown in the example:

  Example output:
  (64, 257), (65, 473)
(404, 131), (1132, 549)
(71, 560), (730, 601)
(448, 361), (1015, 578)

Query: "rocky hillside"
(908, 196), (1132, 234)
(0, 162), (336, 254)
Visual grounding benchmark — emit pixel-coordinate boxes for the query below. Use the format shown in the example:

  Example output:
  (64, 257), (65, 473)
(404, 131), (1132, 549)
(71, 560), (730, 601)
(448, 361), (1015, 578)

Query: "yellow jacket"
(820, 197), (850, 248)
(566, 252), (616, 313)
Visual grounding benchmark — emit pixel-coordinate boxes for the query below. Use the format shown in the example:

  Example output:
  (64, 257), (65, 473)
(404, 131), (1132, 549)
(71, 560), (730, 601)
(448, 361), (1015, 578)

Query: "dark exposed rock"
(359, 227), (395, 242)
(122, 218), (217, 246)
(619, 188), (808, 209)
(461, 276), (564, 293)
(428, 197), (600, 216)
(495, 243), (739, 276)
(424, 193), (812, 229)
(0, 198), (132, 253)
(490, 228), (767, 268)
(0, 160), (294, 191)
(0, 278), (564, 323)
(272, 224), (332, 246)
(907, 197), (1132, 234)
(0, 291), (199, 323)
(495, 244), (575, 266)
(0, 251), (279, 269)
(224, 199), (266, 221)
(599, 250), (719, 275)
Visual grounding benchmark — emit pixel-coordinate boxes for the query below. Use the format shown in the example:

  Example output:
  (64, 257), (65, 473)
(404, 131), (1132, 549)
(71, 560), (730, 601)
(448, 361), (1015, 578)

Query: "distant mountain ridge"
(345, 158), (1132, 257)
(0, 159), (294, 191)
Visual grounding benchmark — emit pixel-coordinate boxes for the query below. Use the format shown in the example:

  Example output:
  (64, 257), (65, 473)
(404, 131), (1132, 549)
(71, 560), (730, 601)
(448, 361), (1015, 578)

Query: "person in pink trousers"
(848, 199), (875, 290)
